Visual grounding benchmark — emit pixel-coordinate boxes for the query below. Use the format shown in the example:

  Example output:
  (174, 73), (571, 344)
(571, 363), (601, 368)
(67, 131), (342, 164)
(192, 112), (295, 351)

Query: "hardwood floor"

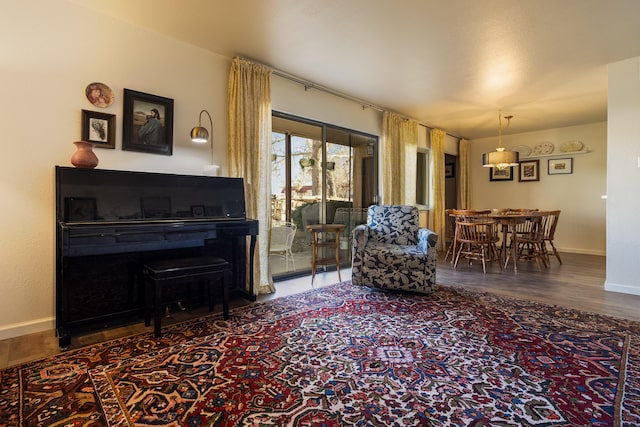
(1, 252), (639, 370)
(437, 251), (640, 322)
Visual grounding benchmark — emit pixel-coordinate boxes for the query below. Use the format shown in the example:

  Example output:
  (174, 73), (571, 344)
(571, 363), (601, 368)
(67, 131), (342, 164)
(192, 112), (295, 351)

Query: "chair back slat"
(540, 210), (560, 240)
(455, 220), (500, 243)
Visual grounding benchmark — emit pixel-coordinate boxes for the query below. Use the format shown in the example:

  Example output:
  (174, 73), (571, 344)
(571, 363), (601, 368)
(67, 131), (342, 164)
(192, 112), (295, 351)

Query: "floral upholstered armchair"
(351, 205), (438, 294)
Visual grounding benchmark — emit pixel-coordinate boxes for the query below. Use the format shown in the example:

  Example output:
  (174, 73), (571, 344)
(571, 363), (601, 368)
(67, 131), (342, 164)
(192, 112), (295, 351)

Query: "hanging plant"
(323, 161), (335, 170)
(299, 158), (315, 168)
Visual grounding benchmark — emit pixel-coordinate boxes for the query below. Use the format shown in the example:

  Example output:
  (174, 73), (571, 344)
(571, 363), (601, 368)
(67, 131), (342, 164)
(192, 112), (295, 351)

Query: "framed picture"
(445, 163), (455, 178)
(140, 197), (172, 219)
(548, 158), (573, 175)
(85, 82), (114, 108)
(191, 205), (205, 217)
(81, 110), (115, 149)
(122, 89), (174, 155)
(519, 159), (540, 182)
(489, 166), (514, 181)
(64, 197), (97, 222)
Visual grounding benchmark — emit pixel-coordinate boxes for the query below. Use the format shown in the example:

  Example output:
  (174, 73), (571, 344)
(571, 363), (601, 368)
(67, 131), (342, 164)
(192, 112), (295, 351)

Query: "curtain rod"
(243, 57), (464, 140)
(272, 69), (384, 113)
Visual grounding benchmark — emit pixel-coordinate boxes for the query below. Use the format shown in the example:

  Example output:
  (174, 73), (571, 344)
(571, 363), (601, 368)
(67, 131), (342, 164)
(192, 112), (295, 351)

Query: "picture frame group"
(489, 156), (576, 182)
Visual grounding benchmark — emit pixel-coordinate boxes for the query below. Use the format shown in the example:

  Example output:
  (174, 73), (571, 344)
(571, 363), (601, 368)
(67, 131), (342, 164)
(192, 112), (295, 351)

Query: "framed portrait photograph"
(489, 166), (514, 181)
(81, 110), (115, 149)
(85, 82), (114, 108)
(519, 159), (540, 182)
(122, 89), (174, 155)
(548, 158), (573, 175)
(445, 163), (455, 178)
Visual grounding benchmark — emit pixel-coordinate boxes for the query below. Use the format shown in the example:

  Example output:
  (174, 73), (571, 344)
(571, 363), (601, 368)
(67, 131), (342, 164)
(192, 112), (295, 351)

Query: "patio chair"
(269, 221), (297, 271)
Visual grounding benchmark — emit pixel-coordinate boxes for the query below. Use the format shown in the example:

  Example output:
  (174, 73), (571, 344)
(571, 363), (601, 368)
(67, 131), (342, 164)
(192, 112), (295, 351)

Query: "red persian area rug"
(1, 282), (639, 426)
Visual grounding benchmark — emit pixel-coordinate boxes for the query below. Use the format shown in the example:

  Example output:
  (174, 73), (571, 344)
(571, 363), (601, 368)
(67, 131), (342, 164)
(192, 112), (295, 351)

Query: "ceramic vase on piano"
(70, 141), (99, 168)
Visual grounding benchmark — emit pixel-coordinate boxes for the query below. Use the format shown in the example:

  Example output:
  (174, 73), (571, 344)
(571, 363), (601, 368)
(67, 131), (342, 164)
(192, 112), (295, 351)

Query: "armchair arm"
(352, 224), (369, 253)
(418, 228), (438, 254)
(351, 224), (369, 286)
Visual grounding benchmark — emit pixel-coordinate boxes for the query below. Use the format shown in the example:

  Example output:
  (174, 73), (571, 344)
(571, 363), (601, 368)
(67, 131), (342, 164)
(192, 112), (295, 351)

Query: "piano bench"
(143, 255), (231, 338)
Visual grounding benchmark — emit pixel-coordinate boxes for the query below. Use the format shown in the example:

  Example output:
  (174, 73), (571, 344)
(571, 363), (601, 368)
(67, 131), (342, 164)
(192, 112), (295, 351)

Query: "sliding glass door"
(270, 112), (378, 279)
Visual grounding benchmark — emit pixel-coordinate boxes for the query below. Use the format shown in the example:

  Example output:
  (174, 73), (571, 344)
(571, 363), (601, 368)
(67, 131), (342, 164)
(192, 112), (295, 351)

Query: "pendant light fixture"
(482, 112), (519, 170)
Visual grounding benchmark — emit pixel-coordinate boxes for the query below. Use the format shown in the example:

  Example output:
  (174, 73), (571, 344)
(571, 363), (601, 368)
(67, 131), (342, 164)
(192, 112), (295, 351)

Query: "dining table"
(489, 211), (543, 272)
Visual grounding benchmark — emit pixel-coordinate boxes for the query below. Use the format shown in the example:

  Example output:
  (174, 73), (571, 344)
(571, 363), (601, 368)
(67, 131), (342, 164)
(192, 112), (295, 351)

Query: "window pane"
(271, 132), (287, 222)
(292, 136), (321, 206)
(270, 113), (378, 279)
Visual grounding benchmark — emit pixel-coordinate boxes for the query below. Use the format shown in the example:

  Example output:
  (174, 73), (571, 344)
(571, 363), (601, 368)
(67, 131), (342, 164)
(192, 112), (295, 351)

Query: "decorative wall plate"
(533, 141), (555, 155)
(85, 82), (114, 108)
(511, 145), (532, 157)
(560, 140), (584, 152)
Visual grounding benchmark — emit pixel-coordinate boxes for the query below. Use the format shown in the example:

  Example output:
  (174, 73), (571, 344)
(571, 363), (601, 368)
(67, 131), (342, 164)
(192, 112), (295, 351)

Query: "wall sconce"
(191, 109), (214, 165)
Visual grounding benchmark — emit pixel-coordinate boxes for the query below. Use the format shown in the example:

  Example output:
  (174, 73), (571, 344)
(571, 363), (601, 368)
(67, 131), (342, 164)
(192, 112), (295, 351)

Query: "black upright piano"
(55, 166), (259, 347)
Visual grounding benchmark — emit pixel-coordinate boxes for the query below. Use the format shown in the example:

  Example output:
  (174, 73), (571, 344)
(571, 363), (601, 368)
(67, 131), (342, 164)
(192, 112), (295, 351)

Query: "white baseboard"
(557, 247), (606, 256)
(604, 281), (640, 296)
(0, 317), (54, 341)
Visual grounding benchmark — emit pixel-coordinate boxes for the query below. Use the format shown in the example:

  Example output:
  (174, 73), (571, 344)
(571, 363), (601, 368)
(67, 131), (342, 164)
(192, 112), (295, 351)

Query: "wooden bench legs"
(143, 256), (231, 338)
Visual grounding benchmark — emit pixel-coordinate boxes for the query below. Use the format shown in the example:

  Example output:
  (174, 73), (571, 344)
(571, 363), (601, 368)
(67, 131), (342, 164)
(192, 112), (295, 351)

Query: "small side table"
(306, 223), (346, 282)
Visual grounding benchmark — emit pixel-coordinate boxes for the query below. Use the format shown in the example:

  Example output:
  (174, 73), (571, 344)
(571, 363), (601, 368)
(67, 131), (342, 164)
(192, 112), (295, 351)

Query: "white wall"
(605, 57), (640, 296)
(0, 1), (385, 340)
(271, 76), (381, 136)
(0, 1), (232, 339)
(469, 122), (608, 256)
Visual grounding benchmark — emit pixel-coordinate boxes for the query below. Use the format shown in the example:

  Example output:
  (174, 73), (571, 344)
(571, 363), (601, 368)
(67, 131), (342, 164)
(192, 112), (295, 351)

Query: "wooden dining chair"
(447, 210), (491, 264)
(504, 209), (539, 250)
(444, 209), (457, 263)
(450, 209), (491, 222)
(453, 218), (502, 274)
(539, 210), (562, 264)
(514, 212), (551, 271)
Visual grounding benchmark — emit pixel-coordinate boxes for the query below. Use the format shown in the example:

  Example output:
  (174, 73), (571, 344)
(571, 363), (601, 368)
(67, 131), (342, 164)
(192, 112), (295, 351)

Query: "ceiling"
(70, 0), (640, 139)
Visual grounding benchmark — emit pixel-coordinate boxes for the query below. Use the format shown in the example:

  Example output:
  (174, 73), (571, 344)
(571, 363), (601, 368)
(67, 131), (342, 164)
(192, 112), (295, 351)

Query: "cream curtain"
(382, 111), (418, 204)
(430, 129), (446, 251)
(404, 123), (418, 206)
(228, 57), (274, 294)
(457, 138), (471, 209)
